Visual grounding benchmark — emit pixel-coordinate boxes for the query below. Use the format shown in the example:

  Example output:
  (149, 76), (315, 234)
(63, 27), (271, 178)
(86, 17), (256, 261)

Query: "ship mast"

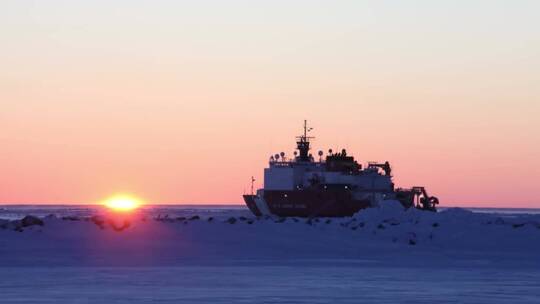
(296, 120), (314, 162)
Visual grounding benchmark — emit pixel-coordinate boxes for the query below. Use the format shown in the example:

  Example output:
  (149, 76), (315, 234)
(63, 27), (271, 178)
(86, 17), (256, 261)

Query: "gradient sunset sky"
(1, 1), (539, 207)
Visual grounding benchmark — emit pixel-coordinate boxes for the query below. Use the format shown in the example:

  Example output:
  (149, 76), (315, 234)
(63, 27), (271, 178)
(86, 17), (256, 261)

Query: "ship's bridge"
(262, 121), (393, 192)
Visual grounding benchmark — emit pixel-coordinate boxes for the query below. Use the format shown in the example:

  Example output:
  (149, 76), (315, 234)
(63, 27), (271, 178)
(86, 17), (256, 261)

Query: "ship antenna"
(303, 119), (313, 139)
(251, 176), (255, 195)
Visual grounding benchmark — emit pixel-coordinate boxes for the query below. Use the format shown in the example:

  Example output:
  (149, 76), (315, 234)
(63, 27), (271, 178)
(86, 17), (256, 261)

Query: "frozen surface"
(2, 266), (539, 304)
(1, 204), (540, 303)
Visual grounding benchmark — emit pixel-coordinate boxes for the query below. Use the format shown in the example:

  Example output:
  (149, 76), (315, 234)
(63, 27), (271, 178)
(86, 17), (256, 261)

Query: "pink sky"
(1, 1), (539, 207)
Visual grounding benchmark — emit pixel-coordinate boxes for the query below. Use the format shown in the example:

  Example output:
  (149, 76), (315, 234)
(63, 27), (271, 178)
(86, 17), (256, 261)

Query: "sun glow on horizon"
(103, 194), (142, 211)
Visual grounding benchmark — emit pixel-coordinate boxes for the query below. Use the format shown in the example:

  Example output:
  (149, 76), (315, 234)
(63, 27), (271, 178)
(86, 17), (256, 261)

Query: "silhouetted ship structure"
(243, 121), (439, 217)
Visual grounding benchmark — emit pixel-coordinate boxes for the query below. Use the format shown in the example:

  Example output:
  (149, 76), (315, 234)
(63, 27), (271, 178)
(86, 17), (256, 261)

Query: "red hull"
(264, 190), (370, 217)
(243, 189), (371, 217)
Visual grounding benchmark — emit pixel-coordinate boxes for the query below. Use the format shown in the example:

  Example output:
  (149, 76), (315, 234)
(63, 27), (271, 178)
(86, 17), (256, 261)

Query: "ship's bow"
(243, 195), (262, 216)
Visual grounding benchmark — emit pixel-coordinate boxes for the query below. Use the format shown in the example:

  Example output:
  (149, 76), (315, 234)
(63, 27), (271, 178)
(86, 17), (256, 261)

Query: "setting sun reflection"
(103, 194), (142, 211)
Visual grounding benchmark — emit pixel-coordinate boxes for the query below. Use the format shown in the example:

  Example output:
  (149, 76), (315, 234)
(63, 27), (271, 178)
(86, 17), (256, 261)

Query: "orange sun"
(103, 194), (142, 211)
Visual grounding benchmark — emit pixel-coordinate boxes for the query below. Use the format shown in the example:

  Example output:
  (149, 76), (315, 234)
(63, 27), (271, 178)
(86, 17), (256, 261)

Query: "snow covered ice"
(1, 204), (540, 303)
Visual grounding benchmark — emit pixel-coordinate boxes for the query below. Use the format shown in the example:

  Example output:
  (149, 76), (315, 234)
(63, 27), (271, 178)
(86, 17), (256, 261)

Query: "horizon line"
(0, 203), (538, 209)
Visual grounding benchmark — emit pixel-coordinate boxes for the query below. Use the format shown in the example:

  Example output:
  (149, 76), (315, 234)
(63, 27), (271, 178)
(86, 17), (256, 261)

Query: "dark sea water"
(0, 204), (539, 220)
